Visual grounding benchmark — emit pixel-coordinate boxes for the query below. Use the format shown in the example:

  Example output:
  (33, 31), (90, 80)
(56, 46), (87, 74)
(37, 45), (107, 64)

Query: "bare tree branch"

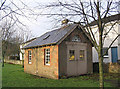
(103, 34), (120, 56)
(35, 0), (119, 88)
(0, 0), (6, 10)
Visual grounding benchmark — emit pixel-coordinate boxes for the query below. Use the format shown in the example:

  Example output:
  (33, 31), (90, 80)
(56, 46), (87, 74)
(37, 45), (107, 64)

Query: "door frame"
(66, 42), (87, 76)
(111, 47), (118, 63)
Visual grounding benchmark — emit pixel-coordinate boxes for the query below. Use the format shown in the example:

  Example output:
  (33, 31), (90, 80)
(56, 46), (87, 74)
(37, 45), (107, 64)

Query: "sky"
(1, 0), (59, 38)
(19, 0), (120, 38)
(18, 0), (91, 37)
(2, 0), (119, 40)
(19, 0), (57, 37)
(11, 0), (99, 38)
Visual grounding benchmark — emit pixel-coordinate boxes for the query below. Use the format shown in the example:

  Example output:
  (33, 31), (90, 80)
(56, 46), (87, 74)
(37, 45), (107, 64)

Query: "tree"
(1, 19), (16, 67)
(36, 0), (120, 88)
(1, 19), (33, 67)
(0, 0), (34, 67)
(0, 0), (34, 24)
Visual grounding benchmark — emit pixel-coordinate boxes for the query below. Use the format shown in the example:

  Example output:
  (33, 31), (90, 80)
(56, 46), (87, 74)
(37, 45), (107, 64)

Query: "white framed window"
(103, 47), (108, 57)
(28, 51), (32, 64)
(45, 48), (50, 65)
(72, 35), (81, 42)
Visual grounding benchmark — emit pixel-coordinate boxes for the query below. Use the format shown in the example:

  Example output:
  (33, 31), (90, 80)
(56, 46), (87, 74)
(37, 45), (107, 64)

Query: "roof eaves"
(22, 42), (57, 49)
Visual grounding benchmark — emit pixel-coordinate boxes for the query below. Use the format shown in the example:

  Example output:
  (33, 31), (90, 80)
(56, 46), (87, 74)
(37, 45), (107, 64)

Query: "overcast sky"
(19, 0), (57, 37)
(16, 0), (95, 38)
(20, 0), (120, 38)
(3, 0), (119, 39)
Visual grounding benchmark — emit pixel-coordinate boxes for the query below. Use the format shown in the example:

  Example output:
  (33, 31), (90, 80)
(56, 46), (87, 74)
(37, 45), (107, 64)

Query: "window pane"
(69, 50), (75, 61)
(72, 35), (81, 42)
(103, 48), (108, 56)
(80, 50), (84, 60)
(29, 56), (31, 61)
(45, 48), (50, 65)
(28, 51), (32, 64)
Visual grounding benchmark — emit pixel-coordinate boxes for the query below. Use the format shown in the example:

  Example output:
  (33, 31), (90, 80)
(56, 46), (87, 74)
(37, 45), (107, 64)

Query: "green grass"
(2, 63), (113, 87)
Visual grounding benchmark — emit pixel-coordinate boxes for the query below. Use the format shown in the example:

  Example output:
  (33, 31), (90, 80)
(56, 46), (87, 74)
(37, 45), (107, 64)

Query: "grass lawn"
(2, 63), (115, 87)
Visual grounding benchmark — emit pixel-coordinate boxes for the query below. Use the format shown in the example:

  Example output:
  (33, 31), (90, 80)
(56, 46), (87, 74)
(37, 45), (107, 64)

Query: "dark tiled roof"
(90, 14), (120, 26)
(23, 24), (77, 48)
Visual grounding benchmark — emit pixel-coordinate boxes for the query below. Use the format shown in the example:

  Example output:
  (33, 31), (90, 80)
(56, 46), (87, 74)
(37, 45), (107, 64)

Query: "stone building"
(23, 24), (93, 79)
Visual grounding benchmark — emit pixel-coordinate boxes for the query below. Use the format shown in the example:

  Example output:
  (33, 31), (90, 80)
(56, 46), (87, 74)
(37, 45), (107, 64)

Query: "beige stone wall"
(24, 45), (59, 79)
(109, 63), (120, 73)
(4, 59), (23, 65)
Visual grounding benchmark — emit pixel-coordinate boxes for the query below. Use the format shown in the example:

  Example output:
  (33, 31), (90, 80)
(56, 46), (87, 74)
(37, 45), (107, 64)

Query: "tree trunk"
(98, 52), (104, 88)
(98, 32), (104, 88)
(22, 60), (24, 68)
(2, 55), (4, 67)
(2, 49), (6, 67)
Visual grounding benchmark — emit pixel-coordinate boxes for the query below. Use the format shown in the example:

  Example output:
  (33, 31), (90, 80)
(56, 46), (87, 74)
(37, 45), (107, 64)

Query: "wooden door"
(66, 42), (87, 76)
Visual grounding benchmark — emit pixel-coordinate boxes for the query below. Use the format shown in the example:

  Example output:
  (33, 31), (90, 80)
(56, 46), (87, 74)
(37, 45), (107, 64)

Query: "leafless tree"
(0, 19), (16, 67)
(1, 19), (33, 67)
(0, 0), (34, 42)
(0, 0), (34, 67)
(0, 0), (35, 25)
(35, 0), (120, 88)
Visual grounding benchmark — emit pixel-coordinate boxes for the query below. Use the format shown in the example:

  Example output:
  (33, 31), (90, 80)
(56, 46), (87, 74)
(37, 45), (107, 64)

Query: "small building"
(23, 24), (93, 79)
(8, 54), (19, 60)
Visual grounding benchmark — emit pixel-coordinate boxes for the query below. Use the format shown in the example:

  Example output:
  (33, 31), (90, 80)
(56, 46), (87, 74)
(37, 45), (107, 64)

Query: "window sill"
(103, 56), (109, 58)
(45, 64), (50, 66)
(28, 62), (32, 64)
